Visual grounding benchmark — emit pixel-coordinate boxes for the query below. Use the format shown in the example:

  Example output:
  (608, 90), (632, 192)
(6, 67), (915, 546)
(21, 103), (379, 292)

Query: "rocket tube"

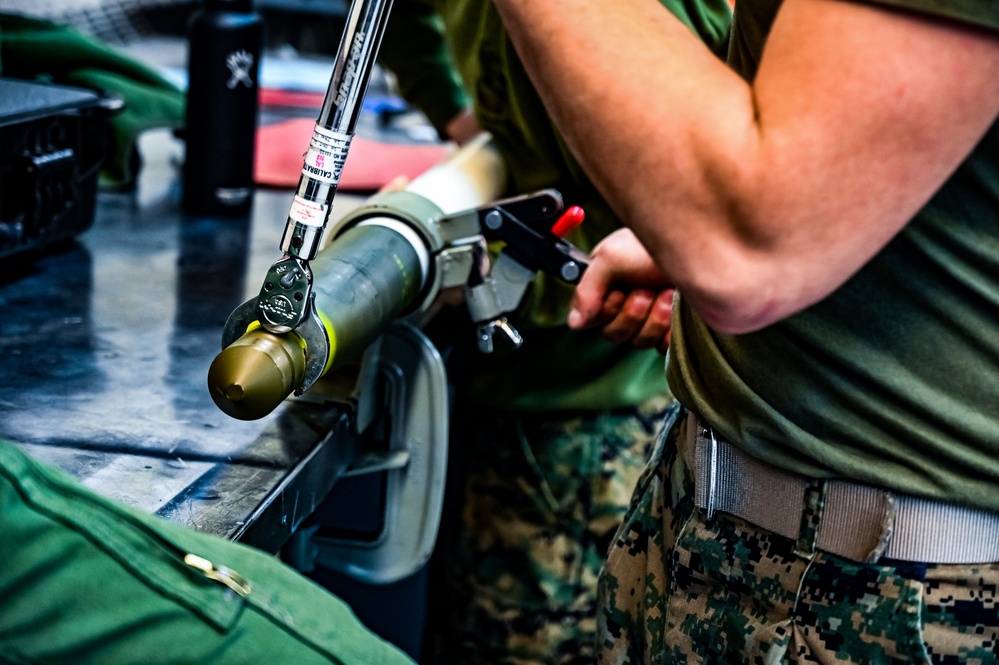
(208, 222), (425, 420)
(209, 134), (508, 420)
(309, 219), (426, 365)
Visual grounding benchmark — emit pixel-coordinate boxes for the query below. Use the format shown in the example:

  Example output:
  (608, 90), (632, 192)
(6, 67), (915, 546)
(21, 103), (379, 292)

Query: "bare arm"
(493, 0), (999, 332)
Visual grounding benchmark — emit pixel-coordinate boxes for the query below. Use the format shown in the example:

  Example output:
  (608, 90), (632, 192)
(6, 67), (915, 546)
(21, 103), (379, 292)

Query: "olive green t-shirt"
(668, 0), (999, 510)
(382, 0), (731, 412)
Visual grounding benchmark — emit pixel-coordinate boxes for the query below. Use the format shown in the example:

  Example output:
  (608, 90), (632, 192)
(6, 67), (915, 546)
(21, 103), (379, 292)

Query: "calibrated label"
(301, 125), (351, 185)
(288, 196), (327, 227)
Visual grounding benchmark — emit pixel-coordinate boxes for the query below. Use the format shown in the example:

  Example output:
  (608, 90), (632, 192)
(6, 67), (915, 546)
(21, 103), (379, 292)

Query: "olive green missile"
(208, 222), (425, 420)
(209, 134), (507, 421)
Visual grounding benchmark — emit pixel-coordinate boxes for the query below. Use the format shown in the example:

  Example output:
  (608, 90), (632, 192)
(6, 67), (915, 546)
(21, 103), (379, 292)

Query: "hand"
(444, 109), (481, 146)
(377, 174), (411, 192)
(568, 229), (674, 354)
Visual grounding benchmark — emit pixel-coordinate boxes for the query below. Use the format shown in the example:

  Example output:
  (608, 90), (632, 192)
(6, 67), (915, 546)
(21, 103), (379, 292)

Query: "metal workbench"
(0, 131), (365, 554)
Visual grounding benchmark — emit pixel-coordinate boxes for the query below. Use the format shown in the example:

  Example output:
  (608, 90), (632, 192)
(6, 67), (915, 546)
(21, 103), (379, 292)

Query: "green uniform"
(670, 0), (999, 512)
(0, 438), (414, 665)
(600, 409), (999, 664)
(600, 1), (999, 662)
(378, 2), (730, 662)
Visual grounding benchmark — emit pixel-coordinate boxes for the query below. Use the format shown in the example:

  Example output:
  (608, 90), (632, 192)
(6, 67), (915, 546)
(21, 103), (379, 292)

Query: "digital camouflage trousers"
(429, 395), (675, 665)
(598, 408), (999, 665)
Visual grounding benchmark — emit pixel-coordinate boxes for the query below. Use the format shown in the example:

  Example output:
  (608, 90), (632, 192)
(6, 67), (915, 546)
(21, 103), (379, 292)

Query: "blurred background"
(3, 0), (347, 52)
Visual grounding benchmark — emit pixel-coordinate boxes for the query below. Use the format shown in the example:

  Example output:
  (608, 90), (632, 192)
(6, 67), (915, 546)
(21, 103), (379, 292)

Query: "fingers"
(600, 290), (628, 327)
(568, 227), (674, 346)
(601, 289), (654, 343)
(633, 289), (674, 355)
(568, 251), (619, 329)
(599, 288), (674, 353)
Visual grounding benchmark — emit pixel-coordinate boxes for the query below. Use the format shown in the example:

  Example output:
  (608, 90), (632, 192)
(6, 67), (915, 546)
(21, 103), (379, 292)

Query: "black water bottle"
(182, 0), (264, 216)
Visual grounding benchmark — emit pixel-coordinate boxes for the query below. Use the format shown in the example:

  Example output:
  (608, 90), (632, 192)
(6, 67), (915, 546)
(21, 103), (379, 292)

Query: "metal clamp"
(222, 292), (332, 393)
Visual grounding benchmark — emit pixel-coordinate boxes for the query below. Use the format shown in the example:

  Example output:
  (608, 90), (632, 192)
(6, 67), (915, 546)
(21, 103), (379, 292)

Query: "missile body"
(311, 220), (425, 363)
(208, 222), (425, 420)
(209, 134), (507, 421)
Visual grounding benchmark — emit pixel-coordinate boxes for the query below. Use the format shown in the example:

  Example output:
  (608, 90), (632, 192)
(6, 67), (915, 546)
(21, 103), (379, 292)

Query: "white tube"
(403, 133), (508, 213)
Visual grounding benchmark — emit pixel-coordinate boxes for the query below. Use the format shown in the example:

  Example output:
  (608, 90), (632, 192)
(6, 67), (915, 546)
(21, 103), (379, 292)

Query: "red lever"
(551, 205), (585, 238)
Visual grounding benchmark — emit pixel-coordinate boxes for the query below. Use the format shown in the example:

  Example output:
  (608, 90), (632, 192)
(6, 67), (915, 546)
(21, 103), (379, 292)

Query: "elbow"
(674, 247), (794, 335)
(692, 295), (785, 335)
(640, 157), (813, 333)
(676, 187), (805, 334)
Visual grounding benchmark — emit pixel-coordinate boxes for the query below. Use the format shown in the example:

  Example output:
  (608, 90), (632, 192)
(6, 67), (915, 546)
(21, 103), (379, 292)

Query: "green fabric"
(668, 0), (999, 510)
(0, 438), (415, 664)
(378, 0), (470, 136)
(383, 0), (732, 412)
(0, 13), (185, 186)
(868, 0), (999, 30)
(432, 397), (673, 663)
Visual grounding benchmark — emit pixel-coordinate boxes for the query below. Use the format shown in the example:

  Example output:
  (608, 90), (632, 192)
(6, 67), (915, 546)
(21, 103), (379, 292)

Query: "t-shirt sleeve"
(853, 0), (999, 31)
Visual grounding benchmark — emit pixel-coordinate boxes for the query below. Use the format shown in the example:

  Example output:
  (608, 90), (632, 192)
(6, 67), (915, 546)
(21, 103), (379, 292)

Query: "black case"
(0, 77), (117, 262)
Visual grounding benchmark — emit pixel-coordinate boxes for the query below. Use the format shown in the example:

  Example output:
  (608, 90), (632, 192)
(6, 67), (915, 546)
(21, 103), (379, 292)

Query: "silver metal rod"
(280, 0), (395, 261)
(253, 0), (396, 336)
(319, 0), (394, 134)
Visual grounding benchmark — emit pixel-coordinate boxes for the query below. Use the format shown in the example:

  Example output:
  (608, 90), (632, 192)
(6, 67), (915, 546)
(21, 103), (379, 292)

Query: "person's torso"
(668, 0), (999, 510)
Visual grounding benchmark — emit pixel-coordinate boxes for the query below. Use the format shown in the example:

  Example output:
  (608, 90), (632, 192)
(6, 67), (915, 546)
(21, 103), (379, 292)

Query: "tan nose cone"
(207, 329), (306, 421)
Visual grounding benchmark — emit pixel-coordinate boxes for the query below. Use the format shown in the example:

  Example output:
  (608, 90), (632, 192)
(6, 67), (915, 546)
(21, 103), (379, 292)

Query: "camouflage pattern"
(598, 409), (999, 665)
(430, 395), (675, 665)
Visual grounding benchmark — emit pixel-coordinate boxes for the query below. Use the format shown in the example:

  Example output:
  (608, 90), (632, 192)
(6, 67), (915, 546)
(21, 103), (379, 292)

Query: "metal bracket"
(284, 322), (449, 584)
(254, 255), (312, 334)
(221, 292), (332, 393)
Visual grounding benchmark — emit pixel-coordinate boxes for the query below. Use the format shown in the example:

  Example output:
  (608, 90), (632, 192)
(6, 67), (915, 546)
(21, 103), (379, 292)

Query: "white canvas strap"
(691, 415), (999, 564)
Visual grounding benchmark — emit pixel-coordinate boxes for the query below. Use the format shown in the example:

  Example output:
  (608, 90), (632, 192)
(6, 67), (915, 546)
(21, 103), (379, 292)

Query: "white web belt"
(690, 414), (999, 564)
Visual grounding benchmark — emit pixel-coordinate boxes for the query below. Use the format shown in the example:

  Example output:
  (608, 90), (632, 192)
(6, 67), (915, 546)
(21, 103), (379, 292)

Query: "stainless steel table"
(0, 131), (364, 553)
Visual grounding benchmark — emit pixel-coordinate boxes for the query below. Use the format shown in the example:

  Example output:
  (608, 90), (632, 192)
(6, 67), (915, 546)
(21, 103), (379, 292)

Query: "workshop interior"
(0, 0), (599, 659)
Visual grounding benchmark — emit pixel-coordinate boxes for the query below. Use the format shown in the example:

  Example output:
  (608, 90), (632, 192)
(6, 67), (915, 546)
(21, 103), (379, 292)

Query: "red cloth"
(258, 88), (326, 108)
(254, 117), (449, 191)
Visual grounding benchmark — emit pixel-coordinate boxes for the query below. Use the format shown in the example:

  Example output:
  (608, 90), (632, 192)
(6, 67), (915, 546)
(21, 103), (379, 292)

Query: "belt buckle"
(693, 417), (720, 520)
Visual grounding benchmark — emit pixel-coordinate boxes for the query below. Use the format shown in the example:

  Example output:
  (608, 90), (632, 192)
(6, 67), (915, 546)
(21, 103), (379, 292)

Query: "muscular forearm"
(493, 0), (999, 332)
(494, 0), (768, 330)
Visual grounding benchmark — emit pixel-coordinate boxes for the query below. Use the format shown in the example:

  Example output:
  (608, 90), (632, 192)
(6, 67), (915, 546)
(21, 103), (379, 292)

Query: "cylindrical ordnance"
(208, 222), (425, 419)
(209, 134), (507, 420)
(310, 220), (426, 364)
